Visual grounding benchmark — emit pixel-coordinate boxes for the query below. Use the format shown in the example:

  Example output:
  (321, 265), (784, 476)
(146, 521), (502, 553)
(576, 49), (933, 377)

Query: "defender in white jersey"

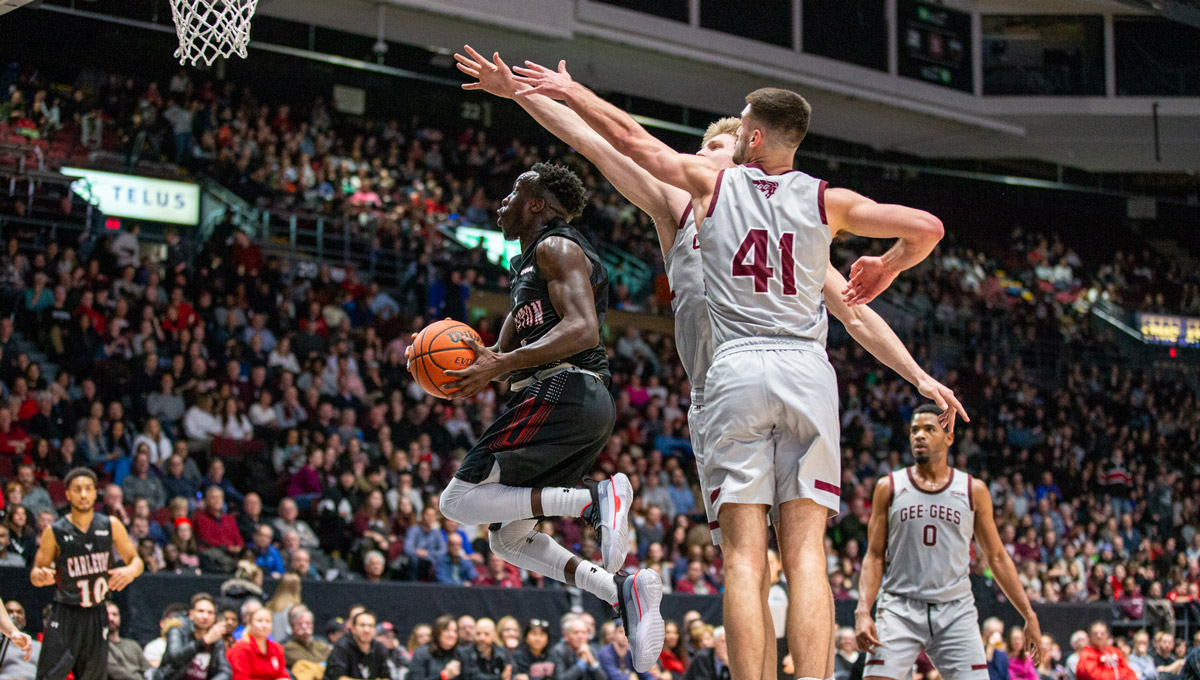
(455, 50), (966, 548)
(855, 406), (1042, 680)
(515, 64), (953, 680)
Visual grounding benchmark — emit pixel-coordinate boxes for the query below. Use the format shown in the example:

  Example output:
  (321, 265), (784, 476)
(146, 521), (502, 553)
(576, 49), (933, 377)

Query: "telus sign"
(62, 167), (201, 226)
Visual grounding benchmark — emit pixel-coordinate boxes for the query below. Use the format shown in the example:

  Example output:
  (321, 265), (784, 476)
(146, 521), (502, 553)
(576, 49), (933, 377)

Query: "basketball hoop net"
(169, 0), (258, 66)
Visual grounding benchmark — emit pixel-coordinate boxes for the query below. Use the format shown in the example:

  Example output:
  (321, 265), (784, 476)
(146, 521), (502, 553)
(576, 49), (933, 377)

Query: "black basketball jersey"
(52, 512), (113, 608)
(508, 219), (610, 384)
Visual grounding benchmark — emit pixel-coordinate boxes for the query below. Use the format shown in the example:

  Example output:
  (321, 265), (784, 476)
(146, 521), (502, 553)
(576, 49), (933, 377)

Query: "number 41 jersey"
(700, 164), (830, 349)
(53, 512), (113, 607)
(883, 468), (975, 603)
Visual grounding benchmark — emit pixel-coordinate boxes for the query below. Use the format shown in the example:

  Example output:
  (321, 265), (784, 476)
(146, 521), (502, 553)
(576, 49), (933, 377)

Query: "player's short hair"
(190, 592), (216, 609)
(63, 467), (97, 489)
(702, 117), (741, 147)
(912, 404), (945, 419)
(744, 88), (811, 147)
(531, 162), (586, 221)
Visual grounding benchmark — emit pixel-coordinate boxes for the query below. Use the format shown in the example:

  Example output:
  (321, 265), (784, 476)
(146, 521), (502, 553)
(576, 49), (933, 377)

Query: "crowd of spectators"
(1, 57), (1200, 680)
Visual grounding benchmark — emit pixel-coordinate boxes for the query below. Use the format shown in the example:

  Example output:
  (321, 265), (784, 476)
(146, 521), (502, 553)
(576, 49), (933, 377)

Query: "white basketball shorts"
(701, 337), (841, 523)
(864, 591), (989, 680)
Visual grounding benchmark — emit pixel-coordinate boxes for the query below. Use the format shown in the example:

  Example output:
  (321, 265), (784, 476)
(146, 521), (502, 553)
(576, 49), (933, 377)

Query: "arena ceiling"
(255, 0), (1200, 174)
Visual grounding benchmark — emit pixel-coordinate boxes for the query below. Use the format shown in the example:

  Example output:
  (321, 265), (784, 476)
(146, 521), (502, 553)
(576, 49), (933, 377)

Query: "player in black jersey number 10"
(30, 467), (144, 680)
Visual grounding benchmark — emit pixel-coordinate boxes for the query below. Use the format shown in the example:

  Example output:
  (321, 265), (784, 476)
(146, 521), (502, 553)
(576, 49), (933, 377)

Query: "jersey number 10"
(732, 229), (796, 295)
(76, 577), (110, 607)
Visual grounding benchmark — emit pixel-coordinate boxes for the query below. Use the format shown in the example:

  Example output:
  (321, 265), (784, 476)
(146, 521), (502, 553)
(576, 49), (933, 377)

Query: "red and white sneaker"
(584, 473), (632, 572)
(615, 569), (665, 673)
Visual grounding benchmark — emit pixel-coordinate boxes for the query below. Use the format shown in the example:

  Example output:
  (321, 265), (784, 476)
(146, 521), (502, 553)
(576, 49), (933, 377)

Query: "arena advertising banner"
(453, 225), (523, 269)
(1138, 312), (1200, 348)
(62, 167), (201, 226)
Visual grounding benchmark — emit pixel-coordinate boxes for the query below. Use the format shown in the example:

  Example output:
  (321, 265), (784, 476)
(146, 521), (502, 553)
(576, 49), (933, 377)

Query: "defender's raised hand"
(455, 45), (524, 99)
(512, 60), (576, 100)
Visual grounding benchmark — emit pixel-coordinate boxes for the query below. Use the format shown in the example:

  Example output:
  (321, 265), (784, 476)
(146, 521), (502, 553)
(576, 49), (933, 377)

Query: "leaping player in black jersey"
(30, 467), (144, 680)
(418, 163), (663, 673)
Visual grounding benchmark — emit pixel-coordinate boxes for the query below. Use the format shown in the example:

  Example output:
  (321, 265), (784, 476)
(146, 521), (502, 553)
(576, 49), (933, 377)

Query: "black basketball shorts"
(456, 370), (615, 490)
(35, 602), (108, 680)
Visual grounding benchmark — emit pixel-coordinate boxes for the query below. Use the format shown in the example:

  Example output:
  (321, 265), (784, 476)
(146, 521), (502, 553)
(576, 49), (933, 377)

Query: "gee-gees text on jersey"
(897, 504), (962, 525)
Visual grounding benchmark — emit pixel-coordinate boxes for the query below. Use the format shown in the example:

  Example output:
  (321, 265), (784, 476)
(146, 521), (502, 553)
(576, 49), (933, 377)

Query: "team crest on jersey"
(96, 530), (109, 536)
(752, 179), (778, 198)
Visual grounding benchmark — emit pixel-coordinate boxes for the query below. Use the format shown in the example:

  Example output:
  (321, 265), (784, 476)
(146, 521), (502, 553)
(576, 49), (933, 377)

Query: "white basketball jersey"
(883, 468), (975, 603)
(664, 206), (713, 393)
(700, 164), (830, 349)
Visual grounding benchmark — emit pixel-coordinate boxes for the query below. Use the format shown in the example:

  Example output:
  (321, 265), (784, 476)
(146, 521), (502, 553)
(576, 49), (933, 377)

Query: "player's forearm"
(855, 554), (884, 615)
(840, 304), (926, 387)
(0, 603), (18, 638)
(499, 316), (597, 375)
(989, 552), (1037, 621)
(562, 84), (652, 165)
(518, 93), (603, 157)
(878, 214), (943, 275)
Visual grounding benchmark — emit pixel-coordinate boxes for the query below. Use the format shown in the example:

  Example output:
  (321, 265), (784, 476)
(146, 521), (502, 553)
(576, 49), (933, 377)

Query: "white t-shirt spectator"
(183, 406), (222, 441)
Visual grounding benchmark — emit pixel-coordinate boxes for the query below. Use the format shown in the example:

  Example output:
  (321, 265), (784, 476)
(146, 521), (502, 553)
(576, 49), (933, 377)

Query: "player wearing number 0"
(514, 63), (946, 680)
(855, 405), (1041, 680)
(30, 467), (144, 680)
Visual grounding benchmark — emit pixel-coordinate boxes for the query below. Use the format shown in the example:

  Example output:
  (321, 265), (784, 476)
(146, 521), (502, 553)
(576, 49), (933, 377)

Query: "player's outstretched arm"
(30, 525), (58, 587)
(108, 515), (145, 591)
(0, 597), (33, 661)
(512, 61), (719, 206)
(444, 237), (598, 399)
(824, 265), (968, 431)
(824, 188), (944, 306)
(855, 477), (891, 653)
(456, 46), (683, 237)
(972, 480), (1041, 665)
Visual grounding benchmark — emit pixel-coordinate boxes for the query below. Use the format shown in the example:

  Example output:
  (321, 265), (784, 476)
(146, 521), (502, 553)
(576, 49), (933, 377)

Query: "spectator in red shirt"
(164, 287), (197, 331)
(675, 560), (714, 595)
(473, 553), (521, 588)
(1076, 622), (1137, 680)
(73, 289), (106, 335)
(230, 231), (264, 277)
(228, 608), (288, 680)
(297, 301), (328, 338)
(0, 406), (32, 457)
(193, 486), (245, 558)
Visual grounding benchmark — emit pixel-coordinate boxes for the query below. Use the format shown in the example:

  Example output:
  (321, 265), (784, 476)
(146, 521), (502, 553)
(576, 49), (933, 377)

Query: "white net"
(169, 0), (259, 66)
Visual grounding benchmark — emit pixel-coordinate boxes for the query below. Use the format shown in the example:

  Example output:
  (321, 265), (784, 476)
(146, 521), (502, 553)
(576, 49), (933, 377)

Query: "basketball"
(409, 319), (482, 399)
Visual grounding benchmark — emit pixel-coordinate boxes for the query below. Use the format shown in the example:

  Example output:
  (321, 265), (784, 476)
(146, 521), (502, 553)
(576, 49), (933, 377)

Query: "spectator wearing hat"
(376, 621), (410, 680)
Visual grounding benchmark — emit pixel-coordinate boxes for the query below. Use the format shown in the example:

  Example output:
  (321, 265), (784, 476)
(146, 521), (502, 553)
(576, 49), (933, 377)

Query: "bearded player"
(427, 162), (663, 672)
(854, 405), (1041, 680)
(31, 467), (144, 680)
(456, 45), (968, 679)
(475, 52), (954, 680)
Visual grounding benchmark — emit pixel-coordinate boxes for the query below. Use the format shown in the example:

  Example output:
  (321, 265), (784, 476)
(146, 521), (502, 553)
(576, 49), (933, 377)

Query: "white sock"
(540, 487), (593, 518)
(492, 520), (618, 604)
(574, 558), (620, 604)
